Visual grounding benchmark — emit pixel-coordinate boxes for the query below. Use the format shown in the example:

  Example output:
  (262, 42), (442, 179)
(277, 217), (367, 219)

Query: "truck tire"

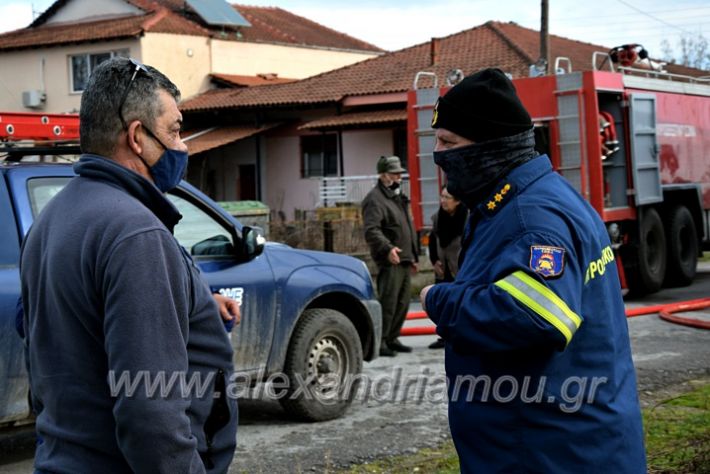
(663, 205), (697, 287)
(280, 308), (363, 422)
(624, 207), (666, 295)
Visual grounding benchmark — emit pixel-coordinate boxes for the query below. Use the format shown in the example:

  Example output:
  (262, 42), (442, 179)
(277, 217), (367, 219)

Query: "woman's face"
(440, 188), (460, 214)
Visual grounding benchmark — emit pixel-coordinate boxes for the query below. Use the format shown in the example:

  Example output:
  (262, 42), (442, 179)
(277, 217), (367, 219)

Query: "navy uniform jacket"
(425, 156), (645, 473)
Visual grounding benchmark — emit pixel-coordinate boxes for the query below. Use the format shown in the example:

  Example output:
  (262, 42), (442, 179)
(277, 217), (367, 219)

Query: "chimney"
(430, 37), (441, 66)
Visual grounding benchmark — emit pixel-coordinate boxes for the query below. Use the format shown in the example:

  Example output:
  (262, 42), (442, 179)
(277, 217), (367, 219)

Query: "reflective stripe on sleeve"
(494, 270), (582, 344)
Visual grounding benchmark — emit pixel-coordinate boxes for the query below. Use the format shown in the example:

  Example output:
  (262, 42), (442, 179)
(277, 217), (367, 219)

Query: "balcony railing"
(318, 174), (410, 207)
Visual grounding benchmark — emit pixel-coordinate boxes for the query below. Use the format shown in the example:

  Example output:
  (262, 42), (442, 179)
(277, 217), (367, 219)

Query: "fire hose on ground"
(400, 297), (710, 337)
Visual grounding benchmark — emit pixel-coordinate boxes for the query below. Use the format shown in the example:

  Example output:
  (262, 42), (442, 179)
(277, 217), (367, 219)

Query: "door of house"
(239, 164), (256, 200)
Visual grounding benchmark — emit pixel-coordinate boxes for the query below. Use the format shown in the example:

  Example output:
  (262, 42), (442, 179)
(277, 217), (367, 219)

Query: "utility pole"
(540, 0), (550, 74)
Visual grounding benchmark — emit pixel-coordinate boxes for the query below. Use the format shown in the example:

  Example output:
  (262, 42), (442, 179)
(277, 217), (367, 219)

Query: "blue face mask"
(150, 148), (189, 193)
(140, 126), (189, 193)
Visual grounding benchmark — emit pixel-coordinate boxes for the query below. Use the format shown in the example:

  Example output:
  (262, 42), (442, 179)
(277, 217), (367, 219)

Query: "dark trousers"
(376, 263), (411, 344)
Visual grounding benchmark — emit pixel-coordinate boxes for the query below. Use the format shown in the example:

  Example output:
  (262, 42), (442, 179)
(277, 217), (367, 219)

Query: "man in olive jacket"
(362, 156), (419, 356)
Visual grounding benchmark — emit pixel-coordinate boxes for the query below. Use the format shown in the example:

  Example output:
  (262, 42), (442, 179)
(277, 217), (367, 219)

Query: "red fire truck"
(407, 57), (710, 294)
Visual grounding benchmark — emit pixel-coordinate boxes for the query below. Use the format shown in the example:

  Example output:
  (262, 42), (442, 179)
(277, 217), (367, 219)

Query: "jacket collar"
(73, 154), (182, 233)
(476, 155), (553, 217)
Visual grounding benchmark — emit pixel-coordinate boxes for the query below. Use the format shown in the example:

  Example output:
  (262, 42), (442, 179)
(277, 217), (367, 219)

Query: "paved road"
(2, 266), (709, 473)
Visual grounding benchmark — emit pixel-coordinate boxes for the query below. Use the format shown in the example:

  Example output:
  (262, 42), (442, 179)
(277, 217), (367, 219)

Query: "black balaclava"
(431, 68), (536, 209)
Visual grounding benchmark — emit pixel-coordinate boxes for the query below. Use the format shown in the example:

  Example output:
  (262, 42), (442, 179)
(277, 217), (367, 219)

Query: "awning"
(183, 124), (279, 156)
(299, 109), (406, 130)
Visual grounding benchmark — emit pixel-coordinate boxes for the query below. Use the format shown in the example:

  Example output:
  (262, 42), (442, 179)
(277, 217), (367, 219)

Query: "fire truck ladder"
(0, 112), (79, 141)
(0, 112), (80, 160)
(553, 71), (588, 200)
(411, 72), (442, 230)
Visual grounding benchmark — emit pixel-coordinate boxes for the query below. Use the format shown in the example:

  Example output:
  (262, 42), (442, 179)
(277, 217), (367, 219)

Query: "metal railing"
(318, 174), (410, 207)
(591, 51), (710, 84)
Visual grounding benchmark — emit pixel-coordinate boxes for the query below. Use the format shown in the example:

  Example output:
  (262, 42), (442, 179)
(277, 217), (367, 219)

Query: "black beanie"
(431, 68), (532, 142)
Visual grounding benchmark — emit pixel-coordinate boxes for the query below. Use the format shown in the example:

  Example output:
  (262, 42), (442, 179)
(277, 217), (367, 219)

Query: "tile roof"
(0, 12), (152, 51)
(8, 0), (381, 53)
(658, 61), (710, 78)
(179, 20), (710, 113)
(183, 124), (278, 155)
(180, 88), (239, 112)
(178, 21), (535, 111)
(0, 7), (209, 51)
(211, 73), (296, 87)
(299, 109), (407, 130)
(231, 6), (381, 52)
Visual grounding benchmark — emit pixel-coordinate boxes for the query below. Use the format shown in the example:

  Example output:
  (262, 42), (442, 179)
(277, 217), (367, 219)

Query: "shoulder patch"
(529, 245), (565, 278)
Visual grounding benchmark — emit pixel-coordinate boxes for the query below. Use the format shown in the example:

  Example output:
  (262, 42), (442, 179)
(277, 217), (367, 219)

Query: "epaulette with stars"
(483, 183), (515, 215)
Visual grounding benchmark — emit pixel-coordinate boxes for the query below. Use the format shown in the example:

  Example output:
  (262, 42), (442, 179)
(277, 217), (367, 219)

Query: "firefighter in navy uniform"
(420, 68), (646, 473)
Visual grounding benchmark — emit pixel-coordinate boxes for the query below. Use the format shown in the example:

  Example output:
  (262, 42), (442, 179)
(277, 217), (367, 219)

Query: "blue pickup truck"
(0, 161), (381, 426)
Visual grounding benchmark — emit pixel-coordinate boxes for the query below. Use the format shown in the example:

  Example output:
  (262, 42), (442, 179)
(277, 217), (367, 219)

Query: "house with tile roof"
(177, 20), (708, 219)
(0, 0), (382, 112)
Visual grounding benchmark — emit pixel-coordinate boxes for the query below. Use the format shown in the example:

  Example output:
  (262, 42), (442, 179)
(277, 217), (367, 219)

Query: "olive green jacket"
(362, 180), (418, 267)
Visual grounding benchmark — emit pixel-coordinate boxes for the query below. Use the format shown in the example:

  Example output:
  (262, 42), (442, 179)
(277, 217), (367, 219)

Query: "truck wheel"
(624, 207), (666, 295)
(664, 205), (697, 287)
(280, 308), (363, 422)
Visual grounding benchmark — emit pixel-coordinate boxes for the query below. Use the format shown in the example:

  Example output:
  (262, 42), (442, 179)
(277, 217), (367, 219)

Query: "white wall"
(211, 39), (378, 79)
(0, 34), (211, 112)
(45, 0), (141, 24)
(0, 39), (138, 112)
(0, 34), (377, 112)
(184, 127), (397, 219)
(341, 129), (394, 176)
(264, 135), (320, 220)
(260, 128), (396, 220)
(141, 33), (212, 100)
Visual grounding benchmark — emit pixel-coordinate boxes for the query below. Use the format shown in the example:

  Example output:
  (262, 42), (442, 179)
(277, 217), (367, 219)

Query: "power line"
(615, 0), (695, 34)
(551, 14), (710, 27)
(555, 5), (710, 21)
(554, 28), (704, 42)
(557, 19), (710, 30)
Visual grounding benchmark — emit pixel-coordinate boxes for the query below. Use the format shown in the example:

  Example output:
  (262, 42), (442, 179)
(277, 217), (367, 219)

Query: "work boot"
(388, 339), (412, 353)
(428, 338), (445, 349)
(379, 342), (396, 357)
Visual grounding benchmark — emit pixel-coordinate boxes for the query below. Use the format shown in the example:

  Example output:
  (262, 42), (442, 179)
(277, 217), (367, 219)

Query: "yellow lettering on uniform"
(584, 246), (616, 284)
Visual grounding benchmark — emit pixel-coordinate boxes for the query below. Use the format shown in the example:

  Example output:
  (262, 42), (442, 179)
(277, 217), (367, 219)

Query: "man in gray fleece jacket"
(20, 57), (237, 473)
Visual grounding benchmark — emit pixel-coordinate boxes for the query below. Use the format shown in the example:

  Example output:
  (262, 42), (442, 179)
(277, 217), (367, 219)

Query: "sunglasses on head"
(117, 58), (150, 129)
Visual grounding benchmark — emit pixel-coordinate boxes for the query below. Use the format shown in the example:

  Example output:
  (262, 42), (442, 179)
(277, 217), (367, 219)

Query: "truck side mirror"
(239, 226), (265, 261)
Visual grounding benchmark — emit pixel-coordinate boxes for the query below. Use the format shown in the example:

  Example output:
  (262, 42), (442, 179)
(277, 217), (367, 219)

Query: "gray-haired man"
(20, 57), (237, 473)
(362, 156), (419, 356)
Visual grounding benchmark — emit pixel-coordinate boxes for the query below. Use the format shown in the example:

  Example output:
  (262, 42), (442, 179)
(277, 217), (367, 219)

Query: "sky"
(0, 0), (708, 64)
